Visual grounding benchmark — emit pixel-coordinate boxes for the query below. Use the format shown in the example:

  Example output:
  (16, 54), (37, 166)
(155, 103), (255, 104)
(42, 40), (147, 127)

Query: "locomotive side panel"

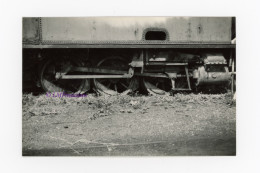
(22, 18), (40, 44)
(40, 17), (231, 44)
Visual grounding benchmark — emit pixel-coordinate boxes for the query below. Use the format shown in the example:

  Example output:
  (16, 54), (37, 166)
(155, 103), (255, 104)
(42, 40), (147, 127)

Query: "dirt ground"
(22, 93), (236, 156)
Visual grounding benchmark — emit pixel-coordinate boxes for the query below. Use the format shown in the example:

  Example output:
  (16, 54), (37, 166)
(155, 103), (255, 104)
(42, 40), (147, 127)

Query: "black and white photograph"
(22, 17), (236, 156)
(1, 0), (260, 172)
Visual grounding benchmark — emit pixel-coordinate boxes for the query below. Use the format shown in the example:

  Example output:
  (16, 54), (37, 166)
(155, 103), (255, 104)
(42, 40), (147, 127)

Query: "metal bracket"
(185, 66), (191, 90)
(164, 65), (192, 91)
(165, 73), (177, 90)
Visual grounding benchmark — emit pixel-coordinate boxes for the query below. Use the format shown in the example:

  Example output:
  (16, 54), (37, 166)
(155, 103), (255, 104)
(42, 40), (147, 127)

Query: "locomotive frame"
(23, 17), (236, 95)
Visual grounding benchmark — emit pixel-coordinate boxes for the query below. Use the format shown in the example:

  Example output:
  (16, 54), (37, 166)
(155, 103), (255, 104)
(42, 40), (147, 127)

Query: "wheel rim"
(142, 77), (172, 95)
(93, 56), (133, 95)
(39, 58), (90, 94)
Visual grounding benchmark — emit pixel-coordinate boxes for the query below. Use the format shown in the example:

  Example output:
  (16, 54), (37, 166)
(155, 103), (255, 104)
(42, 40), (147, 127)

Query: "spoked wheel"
(39, 58), (90, 94)
(142, 77), (172, 95)
(93, 56), (135, 95)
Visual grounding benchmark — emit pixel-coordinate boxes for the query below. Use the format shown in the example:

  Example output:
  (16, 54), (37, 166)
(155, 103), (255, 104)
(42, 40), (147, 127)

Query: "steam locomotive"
(23, 17), (236, 95)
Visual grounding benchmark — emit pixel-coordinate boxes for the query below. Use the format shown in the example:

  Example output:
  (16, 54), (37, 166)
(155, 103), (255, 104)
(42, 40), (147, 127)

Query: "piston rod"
(57, 74), (132, 79)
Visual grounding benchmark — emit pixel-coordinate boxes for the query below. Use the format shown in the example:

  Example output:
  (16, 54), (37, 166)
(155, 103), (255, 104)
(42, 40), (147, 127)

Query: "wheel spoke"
(119, 82), (128, 89)
(107, 82), (112, 88)
(114, 84), (118, 92)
